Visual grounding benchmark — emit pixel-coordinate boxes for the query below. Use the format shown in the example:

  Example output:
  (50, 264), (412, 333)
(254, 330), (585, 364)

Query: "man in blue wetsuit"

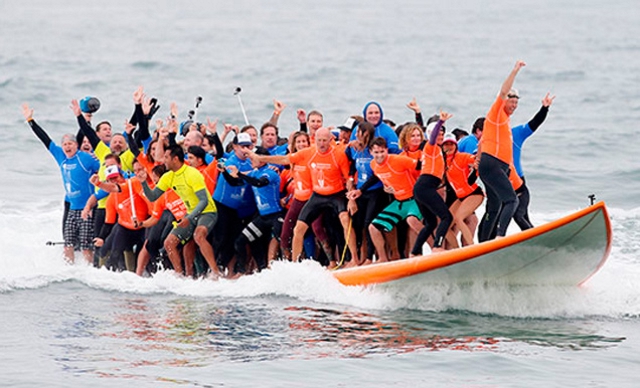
(212, 132), (257, 274)
(226, 147), (284, 275)
(509, 91), (555, 230)
(260, 122), (289, 156)
(23, 103), (100, 263)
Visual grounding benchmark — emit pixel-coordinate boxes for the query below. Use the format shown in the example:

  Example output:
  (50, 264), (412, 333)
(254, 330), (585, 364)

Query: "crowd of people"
(23, 60), (554, 279)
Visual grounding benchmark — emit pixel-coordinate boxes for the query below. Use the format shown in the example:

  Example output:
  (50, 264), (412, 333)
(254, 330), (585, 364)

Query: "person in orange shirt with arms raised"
(478, 60), (526, 241)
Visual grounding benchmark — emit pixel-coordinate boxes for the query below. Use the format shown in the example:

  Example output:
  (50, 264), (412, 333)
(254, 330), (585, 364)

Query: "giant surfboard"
(333, 201), (612, 287)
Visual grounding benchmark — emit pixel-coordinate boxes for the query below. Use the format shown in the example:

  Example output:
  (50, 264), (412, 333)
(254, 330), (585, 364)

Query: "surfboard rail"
(332, 202), (612, 287)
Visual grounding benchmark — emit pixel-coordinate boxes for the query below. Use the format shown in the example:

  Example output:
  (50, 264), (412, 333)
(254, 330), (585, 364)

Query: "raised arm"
(71, 99), (101, 148)
(528, 93), (555, 132)
(499, 60), (526, 100)
(267, 99), (286, 126)
(22, 103), (52, 149)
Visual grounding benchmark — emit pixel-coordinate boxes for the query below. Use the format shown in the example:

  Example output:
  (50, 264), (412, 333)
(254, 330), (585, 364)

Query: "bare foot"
(431, 247), (445, 253)
(328, 260), (338, 270)
(363, 258), (373, 265)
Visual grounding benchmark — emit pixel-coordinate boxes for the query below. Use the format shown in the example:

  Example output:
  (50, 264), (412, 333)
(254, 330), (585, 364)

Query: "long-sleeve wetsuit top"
(511, 105), (549, 177)
(29, 119), (100, 210)
(234, 166), (283, 216)
(213, 153), (257, 217)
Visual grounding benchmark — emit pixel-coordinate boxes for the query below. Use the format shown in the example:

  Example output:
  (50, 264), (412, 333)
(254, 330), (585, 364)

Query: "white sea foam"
(2, 202), (638, 320)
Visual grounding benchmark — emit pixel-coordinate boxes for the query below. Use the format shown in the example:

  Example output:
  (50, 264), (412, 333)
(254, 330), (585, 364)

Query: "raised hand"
(69, 99), (82, 117)
(274, 99), (286, 115)
(21, 103), (34, 121)
(133, 86), (144, 104)
(142, 96), (152, 115)
(206, 118), (218, 134)
(407, 97), (421, 113)
(514, 60), (526, 71)
(296, 109), (306, 123)
(439, 110), (453, 122)
(124, 120), (136, 135)
(542, 92), (556, 107)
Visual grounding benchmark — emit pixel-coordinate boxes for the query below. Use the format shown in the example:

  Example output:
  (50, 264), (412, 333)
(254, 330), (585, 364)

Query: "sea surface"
(1, 0), (640, 386)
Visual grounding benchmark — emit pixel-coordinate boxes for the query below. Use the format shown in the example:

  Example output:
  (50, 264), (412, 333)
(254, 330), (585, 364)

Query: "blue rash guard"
(213, 153), (256, 216)
(350, 101), (400, 154)
(347, 146), (382, 191)
(50, 144), (100, 210)
(457, 135), (479, 154)
(267, 143), (289, 156)
(245, 166), (282, 216)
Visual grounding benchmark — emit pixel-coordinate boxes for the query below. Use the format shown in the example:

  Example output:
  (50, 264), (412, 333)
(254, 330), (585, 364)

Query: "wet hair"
(398, 123), (425, 150)
(291, 131), (310, 153)
(357, 121), (376, 149)
(383, 118), (396, 129)
(371, 136), (388, 149)
(472, 117), (485, 134)
(241, 125), (257, 134)
(104, 153), (121, 165)
(166, 144), (184, 161)
(260, 122), (279, 136)
(96, 121), (111, 132)
(151, 164), (166, 178)
(145, 139), (158, 163)
(307, 110), (323, 120)
(452, 128), (469, 140)
(188, 145), (207, 162)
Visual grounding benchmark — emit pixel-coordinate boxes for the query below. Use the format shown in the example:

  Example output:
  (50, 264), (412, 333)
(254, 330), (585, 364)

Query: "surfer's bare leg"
(194, 225), (221, 278)
(369, 224), (389, 263)
(164, 234), (184, 274)
(406, 216), (424, 256)
(64, 246), (75, 263)
(292, 220), (310, 262)
(456, 196), (483, 246)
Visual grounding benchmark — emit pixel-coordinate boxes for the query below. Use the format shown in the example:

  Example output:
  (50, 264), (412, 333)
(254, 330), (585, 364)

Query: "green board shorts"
(171, 212), (217, 242)
(371, 198), (422, 233)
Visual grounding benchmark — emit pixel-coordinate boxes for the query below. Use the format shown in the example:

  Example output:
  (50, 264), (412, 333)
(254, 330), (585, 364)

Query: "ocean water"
(1, 0), (640, 386)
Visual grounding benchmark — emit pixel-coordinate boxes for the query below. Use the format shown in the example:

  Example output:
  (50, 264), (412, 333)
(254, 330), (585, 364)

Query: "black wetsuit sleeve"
(127, 130), (140, 157)
(299, 122), (308, 133)
(359, 174), (381, 192)
(415, 160), (422, 170)
(27, 119), (52, 149)
(98, 222), (114, 240)
(168, 132), (177, 148)
(134, 103), (151, 148)
(528, 106), (549, 132)
(468, 167), (478, 185)
(415, 112), (424, 128)
(212, 133), (224, 158)
(77, 114), (101, 149)
(238, 172), (269, 187)
(222, 170), (245, 186)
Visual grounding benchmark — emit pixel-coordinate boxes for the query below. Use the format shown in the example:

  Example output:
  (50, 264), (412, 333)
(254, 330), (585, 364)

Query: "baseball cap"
(105, 165), (120, 180)
(442, 133), (457, 145)
(234, 132), (253, 146)
(79, 96), (101, 114)
(338, 117), (357, 132)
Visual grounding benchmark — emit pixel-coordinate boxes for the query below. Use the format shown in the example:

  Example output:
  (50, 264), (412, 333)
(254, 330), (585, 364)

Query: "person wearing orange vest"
(411, 112), (454, 255)
(478, 60), (526, 241)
